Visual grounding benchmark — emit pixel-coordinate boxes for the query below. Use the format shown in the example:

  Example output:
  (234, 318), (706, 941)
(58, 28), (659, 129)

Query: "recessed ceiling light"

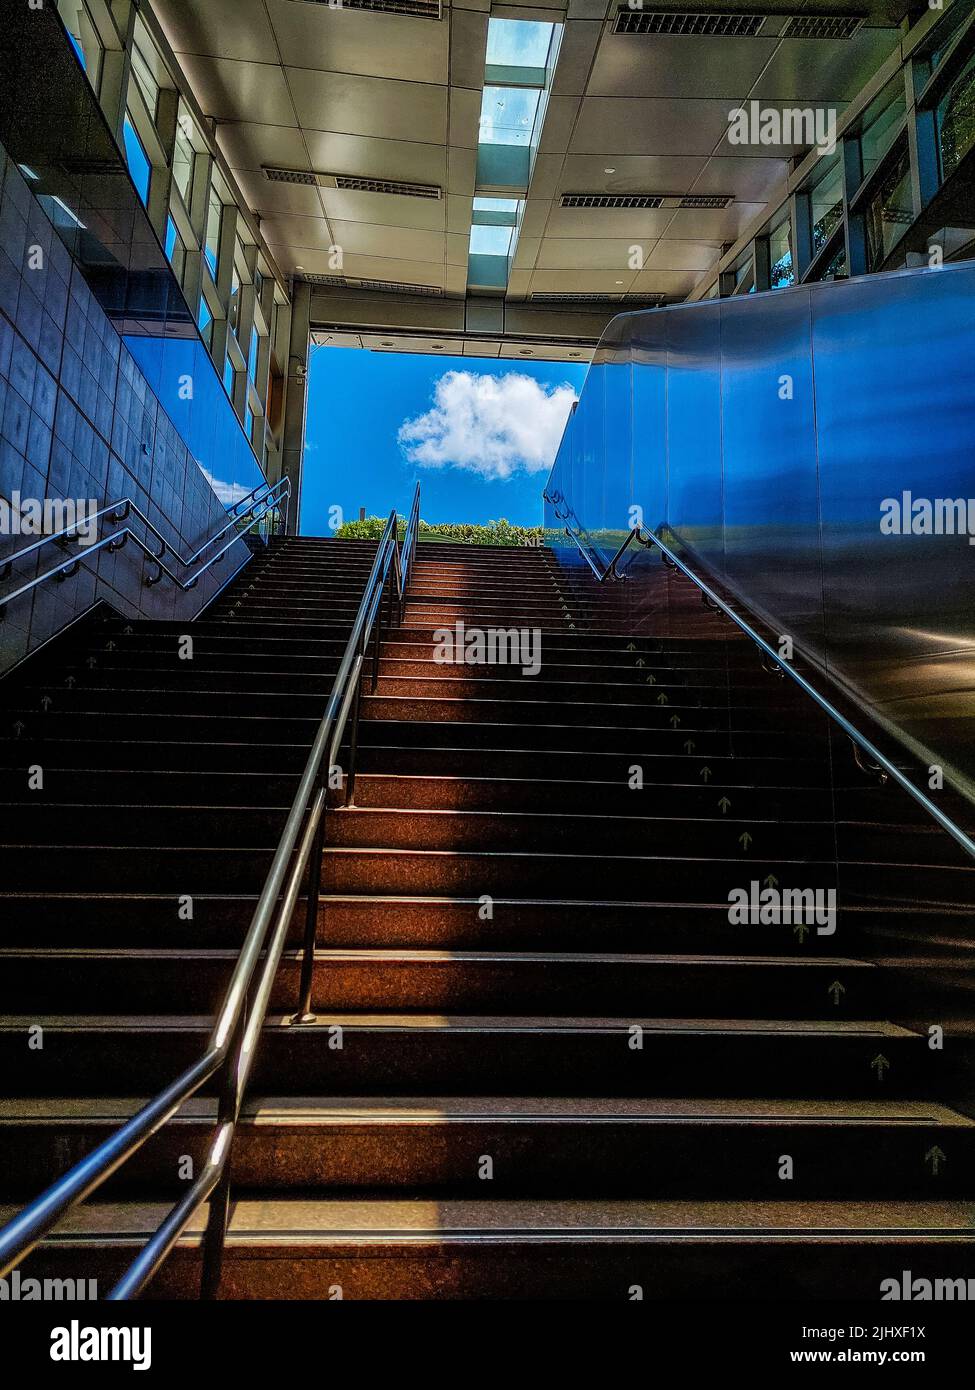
(381, 341), (394, 347)
(615, 280), (624, 285)
(569, 352), (581, 357)
(604, 167), (616, 174)
(519, 349), (532, 355)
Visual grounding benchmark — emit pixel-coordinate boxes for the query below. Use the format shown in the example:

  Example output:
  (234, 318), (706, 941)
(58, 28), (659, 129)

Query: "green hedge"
(334, 516), (544, 547)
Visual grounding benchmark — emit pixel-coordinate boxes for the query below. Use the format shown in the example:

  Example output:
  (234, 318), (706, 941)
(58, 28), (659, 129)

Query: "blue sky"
(301, 347), (586, 533)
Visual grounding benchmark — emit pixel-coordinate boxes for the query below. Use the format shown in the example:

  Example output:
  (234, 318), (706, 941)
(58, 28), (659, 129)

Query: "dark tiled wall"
(0, 148), (252, 673)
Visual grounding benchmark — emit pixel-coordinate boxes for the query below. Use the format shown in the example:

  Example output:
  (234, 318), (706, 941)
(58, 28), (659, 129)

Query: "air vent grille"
(530, 292), (667, 305)
(263, 167), (319, 185)
(263, 167), (442, 198)
(781, 15), (865, 40)
(614, 10), (766, 37)
(333, 175), (442, 199)
(300, 273), (443, 296)
(293, 0), (442, 17)
(561, 192), (734, 210)
(561, 193), (665, 209)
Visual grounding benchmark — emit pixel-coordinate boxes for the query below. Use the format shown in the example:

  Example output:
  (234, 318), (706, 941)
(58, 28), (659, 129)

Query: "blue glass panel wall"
(543, 261), (975, 806)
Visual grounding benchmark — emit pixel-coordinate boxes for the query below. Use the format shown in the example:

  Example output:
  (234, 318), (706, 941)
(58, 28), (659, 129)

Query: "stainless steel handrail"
(0, 480), (290, 616)
(547, 503), (975, 864)
(0, 481), (421, 1300)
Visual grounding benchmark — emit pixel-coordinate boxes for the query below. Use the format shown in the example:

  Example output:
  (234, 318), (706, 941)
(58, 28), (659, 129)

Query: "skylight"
(479, 87), (541, 147)
(469, 224), (515, 257)
(486, 18), (555, 70)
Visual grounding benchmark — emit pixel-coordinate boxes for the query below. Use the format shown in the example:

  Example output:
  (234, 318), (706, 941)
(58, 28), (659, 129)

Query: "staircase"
(1, 536), (974, 1300)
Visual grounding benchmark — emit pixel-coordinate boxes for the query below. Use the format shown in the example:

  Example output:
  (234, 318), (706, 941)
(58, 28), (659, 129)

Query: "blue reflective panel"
(165, 216), (178, 261)
(479, 87), (541, 146)
(486, 18), (554, 68)
(469, 224), (513, 256)
(223, 356), (235, 396)
(248, 327), (259, 382)
(123, 116), (151, 206)
(245, 407), (254, 439)
(67, 31), (86, 69)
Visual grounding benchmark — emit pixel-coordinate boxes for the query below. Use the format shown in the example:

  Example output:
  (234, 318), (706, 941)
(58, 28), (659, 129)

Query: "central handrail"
(0, 481), (421, 1299)
(546, 498), (975, 865)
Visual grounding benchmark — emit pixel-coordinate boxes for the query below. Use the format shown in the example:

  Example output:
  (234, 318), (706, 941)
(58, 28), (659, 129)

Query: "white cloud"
(398, 370), (577, 481)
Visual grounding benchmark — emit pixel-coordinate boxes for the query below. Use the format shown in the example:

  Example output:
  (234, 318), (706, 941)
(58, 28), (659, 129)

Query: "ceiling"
(151, 0), (909, 313)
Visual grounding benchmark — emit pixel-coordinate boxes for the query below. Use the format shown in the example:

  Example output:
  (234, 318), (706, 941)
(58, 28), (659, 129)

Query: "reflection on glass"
(769, 219), (795, 288)
(57, 1), (103, 91)
(122, 114), (150, 206)
(937, 51), (975, 181)
(864, 143), (912, 270)
(173, 115), (195, 202)
(164, 216), (185, 281)
(248, 326), (260, 383)
(860, 79), (907, 184)
(130, 43), (160, 120)
(821, 242), (848, 280)
(810, 159), (844, 253)
(479, 86), (541, 146)
(223, 355), (235, 397)
(205, 190), (222, 276)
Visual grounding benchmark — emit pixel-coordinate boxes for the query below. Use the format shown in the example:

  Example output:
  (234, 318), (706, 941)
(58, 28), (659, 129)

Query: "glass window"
(172, 108), (196, 202)
(198, 296), (213, 349)
(479, 87), (541, 146)
(130, 44), (160, 120)
(936, 50), (975, 182)
(864, 142), (913, 270)
(860, 79), (907, 184)
(809, 158), (844, 254)
(164, 216), (185, 281)
(122, 114), (151, 206)
(245, 406), (255, 440)
(223, 355), (235, 397)
(819, 241), (847, 281)
(248, 326), (260, 383)
(228, 269), (242, 336)
(57, 1), (103, 91)
(769, 218), (794, 288)
(205, 189), (223, 277)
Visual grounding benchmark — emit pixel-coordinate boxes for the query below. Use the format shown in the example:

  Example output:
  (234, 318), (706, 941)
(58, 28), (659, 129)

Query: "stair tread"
(0, 1014), (917, 1034)
(2, 1095), (968, 1123)
(13, 1197), (975, 1241)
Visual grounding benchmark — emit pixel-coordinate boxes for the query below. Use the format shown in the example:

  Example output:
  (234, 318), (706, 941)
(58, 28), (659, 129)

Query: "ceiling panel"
(751, 30), (901, 102)
(177, 54), (298, 126)
(266, 1), (450, 84)
(571, 98), (736, 156)
(556, 153), (710, 193)
(327, 221), (446, 262)
(320, 188), (447, 232)
(690, 154), (791, 201)
(286, 68), (448, 144)
(662, 202), (771, 240)
(645, 240), (722, 272)
(629, 267), (705, 297)
(216, 122), (312, 174)
(154, 0), (276, 63)
(545, 205), (677, 238)
(589, 35), (779, 98)
(536, 237), (657, 270)
(303, 131), (447, 186)
(235, 170), (325, 218)
(550, 20), (603, 97)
